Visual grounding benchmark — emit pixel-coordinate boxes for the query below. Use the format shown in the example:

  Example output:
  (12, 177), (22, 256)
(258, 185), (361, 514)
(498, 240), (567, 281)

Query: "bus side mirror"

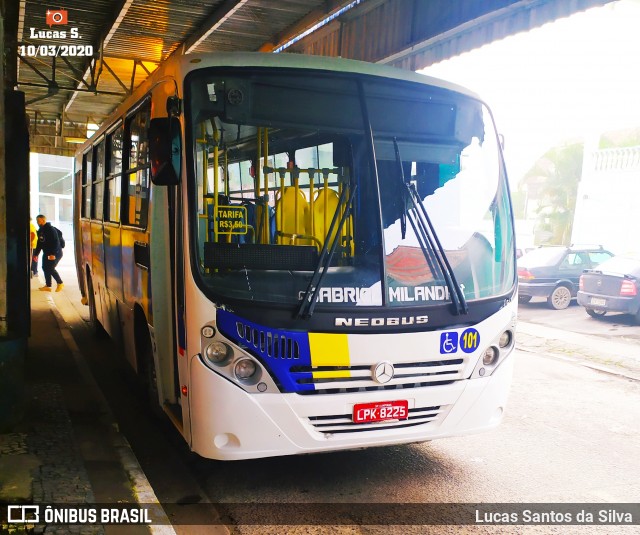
(149, 118), (180, 186)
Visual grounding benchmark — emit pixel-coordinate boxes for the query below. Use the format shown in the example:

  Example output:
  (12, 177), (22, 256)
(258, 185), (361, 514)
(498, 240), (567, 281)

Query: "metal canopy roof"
(14, 0), (612, 156)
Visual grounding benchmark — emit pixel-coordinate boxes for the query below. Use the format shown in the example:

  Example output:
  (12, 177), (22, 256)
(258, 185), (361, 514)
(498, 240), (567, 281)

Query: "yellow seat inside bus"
(311, 187), (339, 247)
(275, 186), (312, 246)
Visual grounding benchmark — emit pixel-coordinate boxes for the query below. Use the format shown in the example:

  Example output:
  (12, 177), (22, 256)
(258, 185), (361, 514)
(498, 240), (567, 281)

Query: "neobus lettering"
(335, 315), (428, 327)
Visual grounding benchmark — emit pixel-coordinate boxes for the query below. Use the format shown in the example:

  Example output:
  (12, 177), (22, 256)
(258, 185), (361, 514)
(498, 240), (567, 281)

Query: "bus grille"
(293, 358), (463, 394)
(295, 380), (455, 395)
(235, 321), (301, 359)
(307, 405), (446, 434)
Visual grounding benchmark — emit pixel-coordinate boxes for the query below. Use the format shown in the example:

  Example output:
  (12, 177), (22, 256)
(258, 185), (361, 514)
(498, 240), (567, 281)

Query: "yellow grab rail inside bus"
(264, 165), (352, 254)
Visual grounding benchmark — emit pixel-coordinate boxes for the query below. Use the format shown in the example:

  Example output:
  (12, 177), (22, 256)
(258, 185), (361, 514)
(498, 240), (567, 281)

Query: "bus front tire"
(137, 322), (163, 418)
(87, 274), (107, 338)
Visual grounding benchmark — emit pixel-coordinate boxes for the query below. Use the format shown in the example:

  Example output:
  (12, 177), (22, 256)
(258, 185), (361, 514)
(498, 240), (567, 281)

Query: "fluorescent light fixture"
(273, 0), (362, 54)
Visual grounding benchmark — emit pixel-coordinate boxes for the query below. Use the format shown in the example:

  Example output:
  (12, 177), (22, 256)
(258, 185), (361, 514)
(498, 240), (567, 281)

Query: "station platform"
(0, 276), (171, 534)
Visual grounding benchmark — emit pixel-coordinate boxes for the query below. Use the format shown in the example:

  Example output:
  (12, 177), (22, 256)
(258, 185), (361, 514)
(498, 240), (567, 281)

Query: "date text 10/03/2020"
(19, 45), (94, 57)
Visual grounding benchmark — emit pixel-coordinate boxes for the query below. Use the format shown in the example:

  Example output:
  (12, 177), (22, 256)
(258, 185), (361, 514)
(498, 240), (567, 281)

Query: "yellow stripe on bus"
(308, 333), (350, 380)
(312, 370), (350, 379)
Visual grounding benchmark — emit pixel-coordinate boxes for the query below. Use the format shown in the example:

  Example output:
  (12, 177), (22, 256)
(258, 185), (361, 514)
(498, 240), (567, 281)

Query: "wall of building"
(572, 145), (640, 255)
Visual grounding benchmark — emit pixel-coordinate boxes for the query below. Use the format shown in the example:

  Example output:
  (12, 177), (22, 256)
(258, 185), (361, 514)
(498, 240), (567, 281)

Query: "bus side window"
(105, 124), (123, 223)
(82, 150), (92, 218)
(124, 101), (151, 228)
(92, 140), (105, 220)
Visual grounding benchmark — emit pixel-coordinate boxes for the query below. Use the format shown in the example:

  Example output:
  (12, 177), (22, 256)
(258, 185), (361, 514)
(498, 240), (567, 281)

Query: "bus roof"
(77, 52), (481, 154)
(176, 52), (478, 97)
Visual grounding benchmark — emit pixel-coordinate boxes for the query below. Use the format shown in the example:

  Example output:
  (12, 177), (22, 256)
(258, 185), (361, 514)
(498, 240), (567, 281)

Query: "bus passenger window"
(105, 125), (123, 223)
(125, 101), (151, 228)
(82, 150), (92, 218)
(92, 140), (105, 221)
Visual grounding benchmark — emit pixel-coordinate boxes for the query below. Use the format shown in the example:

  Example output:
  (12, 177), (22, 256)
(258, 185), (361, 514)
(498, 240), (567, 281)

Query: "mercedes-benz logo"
(372, 361), (394, 384)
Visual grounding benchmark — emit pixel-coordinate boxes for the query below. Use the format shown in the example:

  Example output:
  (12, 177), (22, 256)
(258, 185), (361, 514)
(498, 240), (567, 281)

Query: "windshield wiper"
(297, 182), (358, 319)
(393, 138), (468, 315)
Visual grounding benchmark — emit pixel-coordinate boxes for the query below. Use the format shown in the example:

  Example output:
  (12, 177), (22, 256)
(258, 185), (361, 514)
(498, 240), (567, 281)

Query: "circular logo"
(52, 11), (64, 23)
(460, 327), (480, 353)
(372, 361), (395, 384)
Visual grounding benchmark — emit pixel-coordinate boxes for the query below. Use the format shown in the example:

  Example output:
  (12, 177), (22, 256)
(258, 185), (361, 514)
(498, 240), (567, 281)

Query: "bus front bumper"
(188, 352), (514, 460)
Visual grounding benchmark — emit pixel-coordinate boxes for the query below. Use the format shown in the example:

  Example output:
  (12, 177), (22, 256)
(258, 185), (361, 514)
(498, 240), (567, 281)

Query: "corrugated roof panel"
(384, 0), (614, 70)
(18, 0), (127, 126)
(18, 0), (335, 127)
(17, 0), (614, 156)
(103, 0), (213, 61)
(192, 1), (321, 53)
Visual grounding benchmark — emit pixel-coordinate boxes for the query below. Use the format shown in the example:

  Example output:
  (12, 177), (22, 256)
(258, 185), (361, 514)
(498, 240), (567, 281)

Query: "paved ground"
(0, 278), (161, 534)
(1, 271), (638, 533)
(517, 320), (640, 381)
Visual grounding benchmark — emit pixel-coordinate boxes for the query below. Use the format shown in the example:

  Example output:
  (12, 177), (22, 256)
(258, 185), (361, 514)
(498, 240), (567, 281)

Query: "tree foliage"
(524, 142), (584, 245)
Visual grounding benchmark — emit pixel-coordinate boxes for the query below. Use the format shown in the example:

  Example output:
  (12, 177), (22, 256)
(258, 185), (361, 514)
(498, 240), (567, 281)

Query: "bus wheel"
(137, 323), (162, 418)
(87, 274), (107, 337)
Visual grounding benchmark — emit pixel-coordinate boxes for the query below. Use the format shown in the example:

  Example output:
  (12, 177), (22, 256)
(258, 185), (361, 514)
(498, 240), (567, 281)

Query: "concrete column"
(0, 0), (7, 341)
(0, 1), (19, 433)
(30, 152), (39, 218)
(0, 0), (30, 432)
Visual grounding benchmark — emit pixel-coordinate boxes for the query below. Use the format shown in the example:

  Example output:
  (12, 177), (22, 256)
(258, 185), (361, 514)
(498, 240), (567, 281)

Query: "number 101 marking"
(460, 327), (480, 353)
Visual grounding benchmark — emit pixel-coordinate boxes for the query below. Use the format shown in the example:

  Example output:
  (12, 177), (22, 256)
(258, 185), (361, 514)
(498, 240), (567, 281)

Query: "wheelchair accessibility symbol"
(440, 331), (458, 354)
(440, 328), (480, 354)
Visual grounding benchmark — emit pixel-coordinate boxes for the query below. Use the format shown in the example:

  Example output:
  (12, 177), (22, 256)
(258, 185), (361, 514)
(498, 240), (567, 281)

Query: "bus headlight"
(234, 358), (257, 380)
(498, 330), (513, 348)
(471, 323), (516, 379)
(482, 346), (499, 366)
(205, 341), (231, 364)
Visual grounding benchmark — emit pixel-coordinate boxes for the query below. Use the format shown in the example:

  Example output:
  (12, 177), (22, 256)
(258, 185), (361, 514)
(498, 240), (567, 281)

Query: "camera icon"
(7, 505), (40, 523)
(46, 9), (68, 26)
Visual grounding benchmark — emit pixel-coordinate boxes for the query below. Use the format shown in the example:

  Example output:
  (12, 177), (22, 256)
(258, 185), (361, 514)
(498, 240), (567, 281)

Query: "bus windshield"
(186, 69), (515, 312)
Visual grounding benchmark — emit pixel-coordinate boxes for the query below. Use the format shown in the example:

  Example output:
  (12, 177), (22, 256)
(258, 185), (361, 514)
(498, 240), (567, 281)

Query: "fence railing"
(593, 146), (640, 171)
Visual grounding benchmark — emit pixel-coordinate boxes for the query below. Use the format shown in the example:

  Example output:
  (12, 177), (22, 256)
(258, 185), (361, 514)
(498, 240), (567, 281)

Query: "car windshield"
(518, 247), (565, 267)
(186, 68), (515, 312)
(594, 256), (640, 276)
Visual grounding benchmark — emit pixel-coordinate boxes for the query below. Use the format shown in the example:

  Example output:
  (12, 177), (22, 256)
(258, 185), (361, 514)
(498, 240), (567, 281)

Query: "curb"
(47, 294), (177, 535)
(516, 321), (640, 382)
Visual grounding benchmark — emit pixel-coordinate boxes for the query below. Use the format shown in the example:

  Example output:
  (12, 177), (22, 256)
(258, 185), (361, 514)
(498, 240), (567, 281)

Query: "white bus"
(75, 52), (517, 460)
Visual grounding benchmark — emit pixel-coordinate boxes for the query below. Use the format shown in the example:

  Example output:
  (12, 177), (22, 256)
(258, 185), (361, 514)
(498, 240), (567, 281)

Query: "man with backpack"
(33, 214), (64, 292)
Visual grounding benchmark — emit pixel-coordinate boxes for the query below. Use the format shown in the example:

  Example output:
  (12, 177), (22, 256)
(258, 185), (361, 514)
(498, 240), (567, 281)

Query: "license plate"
(591, 297), (607, 307)
(353, 400), (409, 424)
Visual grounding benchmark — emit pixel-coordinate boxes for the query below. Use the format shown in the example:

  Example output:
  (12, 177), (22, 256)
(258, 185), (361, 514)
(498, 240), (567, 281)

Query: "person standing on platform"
(32, 214), (64, 292)
(30, 220), (38, 277)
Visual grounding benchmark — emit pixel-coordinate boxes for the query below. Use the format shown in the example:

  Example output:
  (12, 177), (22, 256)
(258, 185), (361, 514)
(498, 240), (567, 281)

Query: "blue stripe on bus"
(216, 309), (314, 392)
